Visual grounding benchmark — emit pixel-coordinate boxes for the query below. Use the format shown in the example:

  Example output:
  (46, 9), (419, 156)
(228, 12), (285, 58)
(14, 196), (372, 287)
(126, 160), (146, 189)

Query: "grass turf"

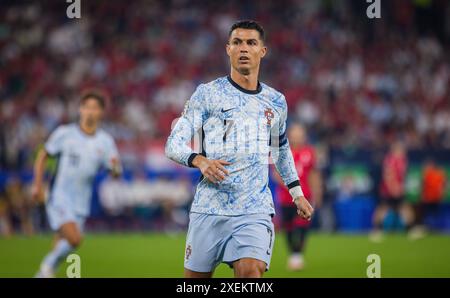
(0, 232), (449, 277)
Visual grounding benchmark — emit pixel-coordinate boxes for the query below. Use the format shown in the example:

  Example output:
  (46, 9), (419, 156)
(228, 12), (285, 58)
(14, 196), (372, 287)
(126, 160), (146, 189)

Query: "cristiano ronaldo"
(166, 20), (313, 278)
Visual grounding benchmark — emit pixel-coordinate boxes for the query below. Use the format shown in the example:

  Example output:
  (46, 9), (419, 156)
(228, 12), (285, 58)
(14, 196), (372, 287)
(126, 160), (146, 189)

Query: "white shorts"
(46, 203), (86, 232)
(184, 212), (275, 273)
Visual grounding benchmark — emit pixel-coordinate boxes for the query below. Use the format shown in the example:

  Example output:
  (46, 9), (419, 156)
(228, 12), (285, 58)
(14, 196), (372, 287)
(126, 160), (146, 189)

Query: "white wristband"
(289, 186), (304, 202)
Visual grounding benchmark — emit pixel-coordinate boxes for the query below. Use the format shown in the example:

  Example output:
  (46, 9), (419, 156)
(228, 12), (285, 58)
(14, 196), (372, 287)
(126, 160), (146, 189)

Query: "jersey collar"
(227, 75), (262, 95)
(77, 123), (98, 137)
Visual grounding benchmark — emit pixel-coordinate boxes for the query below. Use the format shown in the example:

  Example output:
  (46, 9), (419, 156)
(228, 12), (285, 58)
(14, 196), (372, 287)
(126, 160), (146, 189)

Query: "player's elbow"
(34, 148), (48, 169)
(164, 138), (178, 162)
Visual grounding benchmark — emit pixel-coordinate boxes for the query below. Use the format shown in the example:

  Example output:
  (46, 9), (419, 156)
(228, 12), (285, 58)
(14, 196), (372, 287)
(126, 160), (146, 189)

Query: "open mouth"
(239, 56), (250, 63)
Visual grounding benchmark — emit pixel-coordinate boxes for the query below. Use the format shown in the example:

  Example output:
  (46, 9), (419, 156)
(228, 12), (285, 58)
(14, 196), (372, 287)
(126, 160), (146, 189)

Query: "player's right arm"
(31, 148), (48, 203)
(103, 135), (122, 179)
(165, 85), (230, 183)
(309, 169), (323, 207)
(32, 125), (66, 203)
(307, 148), (323, 208)
(383, 158), (401, 197)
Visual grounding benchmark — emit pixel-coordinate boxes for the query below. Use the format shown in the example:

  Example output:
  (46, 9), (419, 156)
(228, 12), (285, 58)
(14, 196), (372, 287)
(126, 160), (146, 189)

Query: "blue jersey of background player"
(166, 20), (313, 278)
(33, 90), (122, 278)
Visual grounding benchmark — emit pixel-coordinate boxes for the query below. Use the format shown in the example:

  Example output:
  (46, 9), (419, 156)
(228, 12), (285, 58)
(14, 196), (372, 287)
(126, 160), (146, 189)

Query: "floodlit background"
(0, 0), (449, 277)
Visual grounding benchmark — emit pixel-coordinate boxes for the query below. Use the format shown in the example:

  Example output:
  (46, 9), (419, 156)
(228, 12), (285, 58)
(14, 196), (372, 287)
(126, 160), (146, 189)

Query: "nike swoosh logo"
(221, 108), (235, 113)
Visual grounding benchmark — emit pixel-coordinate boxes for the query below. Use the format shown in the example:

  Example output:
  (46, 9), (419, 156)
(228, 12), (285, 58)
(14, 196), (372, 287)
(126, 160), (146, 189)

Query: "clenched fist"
(31, 183), (45, 204)
(294, 196), (314, 220)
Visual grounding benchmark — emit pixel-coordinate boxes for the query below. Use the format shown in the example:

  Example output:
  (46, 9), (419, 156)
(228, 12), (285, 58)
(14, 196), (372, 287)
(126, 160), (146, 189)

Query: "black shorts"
(381, 196), (404, 210)
(280, 205), (311, 230)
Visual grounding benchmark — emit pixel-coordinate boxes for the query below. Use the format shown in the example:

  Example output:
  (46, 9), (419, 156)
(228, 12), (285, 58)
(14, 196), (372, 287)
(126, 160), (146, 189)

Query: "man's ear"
(260, 46), (267, 58)
(226, 43), (231, 57)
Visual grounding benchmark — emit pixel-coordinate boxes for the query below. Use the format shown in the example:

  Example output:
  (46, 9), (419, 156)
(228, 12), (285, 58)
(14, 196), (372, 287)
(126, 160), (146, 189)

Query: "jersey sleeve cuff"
(44, 145), (57, 157)
(187, 153), (199, 168)
(287, 180), (300, 189)
(287, 180), (304, 201)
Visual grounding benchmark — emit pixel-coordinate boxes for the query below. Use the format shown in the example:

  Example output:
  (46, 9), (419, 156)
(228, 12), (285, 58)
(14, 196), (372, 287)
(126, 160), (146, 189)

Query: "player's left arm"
(271, 96), (313, 220)
(308, 150), (323, 208)
(104, 136), (122, 178)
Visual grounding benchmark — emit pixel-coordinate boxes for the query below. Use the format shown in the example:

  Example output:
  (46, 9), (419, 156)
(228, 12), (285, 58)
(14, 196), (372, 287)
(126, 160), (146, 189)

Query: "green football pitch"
(1, 232), (450, 277)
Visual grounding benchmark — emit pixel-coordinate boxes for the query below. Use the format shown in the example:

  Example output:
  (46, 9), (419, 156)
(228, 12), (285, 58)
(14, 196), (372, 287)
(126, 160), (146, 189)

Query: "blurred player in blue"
(33, 90), (122, 278)
(166, 20), (313, 278)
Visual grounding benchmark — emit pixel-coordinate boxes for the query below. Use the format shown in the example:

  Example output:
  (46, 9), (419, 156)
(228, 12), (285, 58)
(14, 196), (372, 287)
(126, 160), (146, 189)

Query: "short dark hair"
(80, 89), (108, 109)
(228, 20), (265, 42)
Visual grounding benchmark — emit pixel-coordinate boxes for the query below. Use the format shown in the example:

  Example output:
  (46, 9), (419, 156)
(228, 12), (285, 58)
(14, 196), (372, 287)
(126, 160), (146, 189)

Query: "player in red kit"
(370, 141), (414, 242)
(273, 123), (322, 271)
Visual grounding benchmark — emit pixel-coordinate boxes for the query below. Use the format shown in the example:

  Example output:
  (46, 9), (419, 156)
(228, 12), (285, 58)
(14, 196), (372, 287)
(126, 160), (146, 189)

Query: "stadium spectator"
(4, 177), (34, 235)
(0, 0), (448, 233)
(0, 1), (448, 175)
(0, 189), (12, 237)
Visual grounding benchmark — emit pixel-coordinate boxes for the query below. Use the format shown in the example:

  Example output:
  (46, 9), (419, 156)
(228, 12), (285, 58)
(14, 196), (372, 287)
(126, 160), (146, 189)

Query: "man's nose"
(239, 43), (249, 52)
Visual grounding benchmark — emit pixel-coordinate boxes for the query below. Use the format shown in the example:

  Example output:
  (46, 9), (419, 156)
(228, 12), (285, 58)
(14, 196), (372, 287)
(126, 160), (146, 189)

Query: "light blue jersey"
(45, 123), (119, 219)
(166, 76), (300, 216)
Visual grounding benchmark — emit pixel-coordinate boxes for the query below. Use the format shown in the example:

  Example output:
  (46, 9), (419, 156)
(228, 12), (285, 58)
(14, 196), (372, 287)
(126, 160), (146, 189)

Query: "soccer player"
(33, 90), (121, 278)
(370, 141), (413, 242)
(409, 158), (446, 239)
(165, 20), (313, 278)
(273, 123), (322, 271)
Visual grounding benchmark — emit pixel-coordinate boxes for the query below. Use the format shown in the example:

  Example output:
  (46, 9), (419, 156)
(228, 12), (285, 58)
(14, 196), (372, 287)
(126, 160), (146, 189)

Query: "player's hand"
(294, 196), (314, 220)
(109, 157), (122, 178)
(31, 183), (45, 204)
(192, 155), (231, 184)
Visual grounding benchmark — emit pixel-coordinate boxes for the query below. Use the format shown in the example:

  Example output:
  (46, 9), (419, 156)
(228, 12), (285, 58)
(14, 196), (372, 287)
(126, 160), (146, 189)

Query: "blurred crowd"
(0, 0), (449, 171)
(0, 0), (449, 234)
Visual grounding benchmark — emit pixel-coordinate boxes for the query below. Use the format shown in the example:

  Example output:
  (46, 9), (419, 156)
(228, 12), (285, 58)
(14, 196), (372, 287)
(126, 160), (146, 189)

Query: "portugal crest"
(264, 108), (274, 126)
(185, 244), (192, 260)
